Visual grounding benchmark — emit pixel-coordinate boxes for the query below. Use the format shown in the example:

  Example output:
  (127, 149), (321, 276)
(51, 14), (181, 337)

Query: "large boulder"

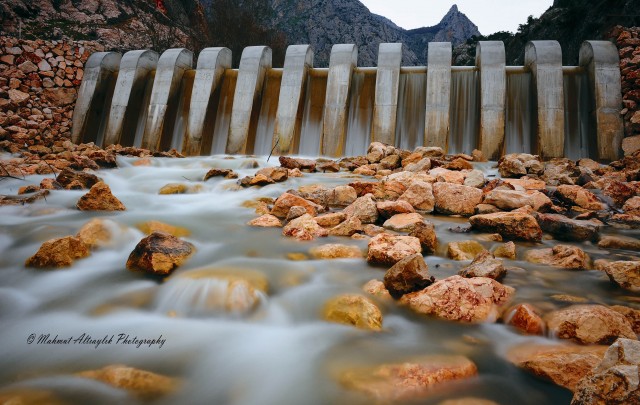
(367, 233), (422, 266)
(383, 254), (435, 298)
(322, 294), (382, 330)
(55, 168), (100, 189)
(536, 213), (601, 242)
(525, 245), (589, 269)
(599, 261), (640, 293)
(326, 185), (358, 206)
(483, 189), (552, 212)
(398, 181), (435, 212)
(458, 251), (506, 280)
(126, 232), (195, 276)
(623, 196), (640, 216)
(343, 194), (379, 224)
(409, 221), (437, 253)
(282, 214), (328, 241)
(76, 182), (126, 211)
(469, 212), (542, 242)
(544, 305), (637, 345)
(376, 200), (415, 218)
(25, 236), (90, 268)
(571, 339), (640, 404)
(270, 192), (322, 218)
(382, 213), (424, 232)
(598, 235), (640, 251)
(556, 185), (606, 211)
(433, 183), (483, 216)
(400, 275), (515, 323)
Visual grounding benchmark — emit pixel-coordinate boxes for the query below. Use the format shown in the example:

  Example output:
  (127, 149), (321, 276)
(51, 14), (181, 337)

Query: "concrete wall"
(371, 43), (402, 145)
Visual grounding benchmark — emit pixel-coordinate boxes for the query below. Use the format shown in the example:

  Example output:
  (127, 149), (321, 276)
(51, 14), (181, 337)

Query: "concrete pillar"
(371, 43), (402, 146)
(273, 45), (314, 154)
(525, 41), (565, 158)
(580, 41), (624, 161)
(424, 42), (452, 150)
(71, 52), (121, 144)
(226, 46), (272, 154)
(102, 50), (158, 147)
(183, 47), (232, 156)
(321, 44), (358, 157)
(140, 48), (193, 151)
(476, 41), (506, 160)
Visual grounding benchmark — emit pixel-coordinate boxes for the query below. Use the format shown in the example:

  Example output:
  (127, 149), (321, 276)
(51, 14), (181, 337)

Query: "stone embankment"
(614, 26), (640, 154)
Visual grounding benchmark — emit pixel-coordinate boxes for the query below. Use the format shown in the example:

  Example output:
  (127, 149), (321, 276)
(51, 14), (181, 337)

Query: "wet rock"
(309, 244), (362, 259)
(247, 174), (276, 187)
(598, 235), (640, 250)
(430, 167), (465, 184)
(447, 240), (487, 261)
(379, 154), (401, 170)
(404, 157), (432, 172)
(343, 194), (379, 224)
(383, 254), (434, 298)
(315, 212), (347, 228)
(544, 159), (579, 185)
(136, 220), (190, 237)
(603, 181), (636, 207)
(544, 305), (637, 345)
(285, 205), (307, 221)
(376, 200), (415, 218)
(505, 303), (545, 335)
(25, 236), (90, 268)
(463, 169), (485, 188)
(503, 177), (547, 190)
(610, 305), (640, 334)
(77, 364), (179, 400)
(526, 245), (589, 269)
(555, 185), (606, 211)
(270, 192), (323, 218)
(498, 155), (527, 178)
(76, 218), (117, 249)
(367, 233), (422, 266)
(76, 182), (126, 211)
(339, 355), (477, 402)
(474, 203), (501, 215)
(329, 215), (362, 237)
(536, 213), (601, 242)
(362, 279), (392, 299)
(608, 214), (640, 229)
(446, 157), (473, 171)
(0, 190), (49, 206)
(55, 167), (100, 189)
(483, 189), (552, 212)
(571, 339), (640, 405)
(493, 241), (516, 259)
(398, 181), (435, 212)
(469, 212), (542, 242)
(0, 389), (66, 405)
(279, 156), (316, 171)
(126, 232), (195, 276)
(623, 196), (640, 216)
(458, 251), (506, 280)
(385, 171), (434, 188)
(326, 185), (357, 206)
(322, 294), (382, 330)
(409, 221), (437, 253)
(203, 168), (238, 180)
(433, 183), (483, 216)
(363, 224), (386, 237)
(247, 214), (282, 228)
(400, 275), (515, 323)
(158, 183), (190, 194)
(282, 214), (328, 241)
(383, 213), (424, 232)
(317, 160), (340, 172)
(509, 344), (607, 392)
(256, 166), (289, 182)
(599, 261), (640, 293)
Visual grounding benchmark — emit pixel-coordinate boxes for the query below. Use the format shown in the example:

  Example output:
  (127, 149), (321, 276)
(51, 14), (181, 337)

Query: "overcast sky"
(359, 0), (554, 35)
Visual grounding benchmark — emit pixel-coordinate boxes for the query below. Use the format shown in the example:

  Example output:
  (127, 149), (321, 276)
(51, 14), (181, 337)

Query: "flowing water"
(395, 73), (426, 151)
(344, 71), (376, 156)
(563, 68), (593, 160)
(449, 70), (479, 155)
(298, 70), (328, 156)
(505, 72), (535, 154)
(1, 155), (638, 404)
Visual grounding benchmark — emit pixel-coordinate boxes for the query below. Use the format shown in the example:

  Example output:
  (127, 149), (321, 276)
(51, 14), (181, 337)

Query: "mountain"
(0, 0), (481, 67)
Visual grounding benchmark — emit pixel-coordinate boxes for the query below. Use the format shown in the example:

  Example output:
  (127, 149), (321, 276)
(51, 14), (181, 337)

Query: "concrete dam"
(70, 41), (624, 161)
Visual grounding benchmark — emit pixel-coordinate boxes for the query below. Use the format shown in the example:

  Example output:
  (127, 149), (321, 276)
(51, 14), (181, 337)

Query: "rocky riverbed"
(0, 140), (638, 404)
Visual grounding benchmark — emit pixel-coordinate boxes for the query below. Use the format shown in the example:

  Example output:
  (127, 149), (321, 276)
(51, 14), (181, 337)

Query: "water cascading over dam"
(71, 40), (624, 161)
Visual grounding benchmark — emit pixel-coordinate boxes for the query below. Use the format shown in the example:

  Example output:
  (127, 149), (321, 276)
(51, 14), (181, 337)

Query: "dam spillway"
(71, 41), (624, 161)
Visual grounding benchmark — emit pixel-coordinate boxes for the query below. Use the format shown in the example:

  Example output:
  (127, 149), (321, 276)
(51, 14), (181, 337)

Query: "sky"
(359, 0), (555, 35)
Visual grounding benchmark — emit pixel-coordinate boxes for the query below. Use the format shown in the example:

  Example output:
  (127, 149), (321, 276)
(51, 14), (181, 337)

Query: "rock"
(366, 142), (387, 163)
(536, 213), (601, 242)
(339, 355), (477, 402)
(25, 236), (90, 268)
(469, 212), (542, 242)
(503, 178), (547, 190)
(322, 294), (382, 330)
(603, 181), (636, 207)
(498, 155), (527, 178)
(447, 240), (486, 261)
(279, 156), (316, 171)
(309, 244), (362, 259)
(76, 365), (179, 399)
(505, 303), (545, 335)
(483, 189), (552, 212)
(382, 213), (424, 232)
(526, 245), (589, 269)
(126, 232), (195, 276)
(76, 182), (126, 211)
(379, 154), (401, 170)
(42, 87), (76, 106)
(438, 398), (498, 405)
(493, 241), (516, 259)
(8, 88), (29, 104)
(256, 166), (289, 182)
(329, 215), (362, 236)
(136, 220), (190, 237)
(376, 200), (415, 218)
(271, 192), (322, 218)
(367, 233), (422, 266)
(458, 251), (506, 280)
(571, 339), (640, 405)
(315, 212), (347, 228)
(398, 181), (435, 212)
(610, 305), (640, 334)
(544, 305), (637, 345)
(556, 185), (606, 211)
(343, 194), (379, 224)
(400, 275), (515, 323)
(76, 218), (118, 249)
(430, 167), (465, 184)
(317, 160), (340, 172)
(623, 196), (640, 216)
(282, 214), (328, 241)
(409, 221), (437, 253)
(247, 214), (282, 228)
(383, 254), (434, 298)
(463, 169), (485, 188)
(0, 388), (66, 405)
(608, 214), (640, 229)
(158, 183), (190, 194)
(599, 261), (640, 293)
(508, 344), (607, 392)
(362, 279), (392, 299)
(285, 205), (307, 221)
(55, 168), (100, 189)
(326, 185), (357, 206)
(474, 203), (501, 215)
(404, 157), (431, 172)
(622, 134), (640, 155)
(203, 168), (238, 180)
(433, 182), (483, 216)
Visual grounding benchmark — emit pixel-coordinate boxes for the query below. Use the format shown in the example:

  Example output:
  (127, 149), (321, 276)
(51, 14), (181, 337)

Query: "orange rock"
(323, 294), (382, 330)
(126, 232), (195, 276)
(525, 245), (589, 269)
(247, 214), (282, 228)
(469, 212), (542, 242)
(25, 236), (90, 268)
(433, 182), (483, 216)
(367, 233), (422, 265)
(76, 182), (126, 211)
(505, 303), (545, 335)
(544, 305), (637, 344)
(77, 364), (179, 399)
